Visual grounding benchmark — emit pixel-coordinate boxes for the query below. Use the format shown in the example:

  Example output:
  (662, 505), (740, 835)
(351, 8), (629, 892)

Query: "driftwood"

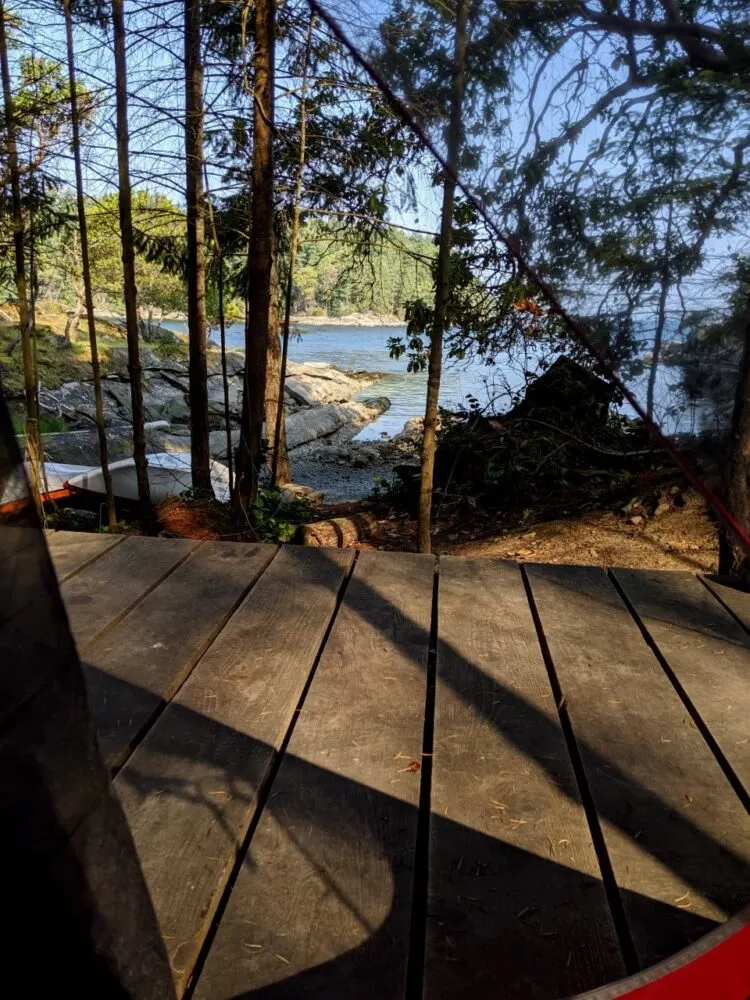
(296, 511), (379, 547)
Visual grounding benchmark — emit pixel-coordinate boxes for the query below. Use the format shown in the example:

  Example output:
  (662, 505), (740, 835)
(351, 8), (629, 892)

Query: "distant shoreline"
(99, 310), (407, 332)
(291, 313), (405, 328)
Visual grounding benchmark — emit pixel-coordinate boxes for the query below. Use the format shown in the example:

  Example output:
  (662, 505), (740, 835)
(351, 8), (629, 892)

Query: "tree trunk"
(64, 291), (84, 346)
(271, 10), (314, 487)
(234, 0), (276, 520)
(417, 0), (469, 554)
(0, 0), (42, 515)
(217, 253), (234, 495)
(203, 166), (234, 499)
(720, 299), (750, 576)
(266, 247), (290, 484)
(647, 276), (669, 422)
(63, 0), (116, 531)
(112, 0), (151, 519)
(647, 197), (675, 421)
(184, 0), (212, 495)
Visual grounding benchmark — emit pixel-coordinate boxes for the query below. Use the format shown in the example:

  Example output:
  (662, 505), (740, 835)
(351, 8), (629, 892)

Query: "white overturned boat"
(66, 452), (231, 503)
(0, 461), (85, 511)
(1, 452), (231, 512)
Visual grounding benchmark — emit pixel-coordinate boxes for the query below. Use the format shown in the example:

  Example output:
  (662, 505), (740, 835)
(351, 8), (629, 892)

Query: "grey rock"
(206, 349), (244, 378)
(208, 428), (241, 461)
(39, 380), (127, 429)
(350, 444), (382, 466)
(284, 362), (381, 407)
(285, 399), (389, 451)
(392, 415), (424, 445)
(207, 374), (243, 420)
(39, 421), (169, 464)
(280, 483), (323, 504)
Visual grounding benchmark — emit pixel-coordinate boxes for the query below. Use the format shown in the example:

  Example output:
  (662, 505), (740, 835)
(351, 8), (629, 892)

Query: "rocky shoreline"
(35, 348), (418, 501)
(288, 312), (405, 328)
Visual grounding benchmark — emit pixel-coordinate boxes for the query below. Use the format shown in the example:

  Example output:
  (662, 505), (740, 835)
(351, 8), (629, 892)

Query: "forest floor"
(318, 487), (719, 571)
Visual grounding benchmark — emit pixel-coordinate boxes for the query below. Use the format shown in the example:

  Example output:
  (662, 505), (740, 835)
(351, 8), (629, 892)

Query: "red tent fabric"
(576, 908), (750, 999)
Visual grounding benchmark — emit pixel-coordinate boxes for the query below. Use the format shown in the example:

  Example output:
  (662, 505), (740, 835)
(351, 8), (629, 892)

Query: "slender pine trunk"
(0, 0), (42, 515)
(112, 0), (151, 520)
(647, 198), (675, 421)
(265, 246), (290, 484)
(184, 0), (212, 495)
(417, 0), (469, 553)
(64, 0), (116, 530)
(271, 11), (314, 487)
(203, 170), (235, 497)
(217, 254), (234, 494)
(234, 0), (276, 519)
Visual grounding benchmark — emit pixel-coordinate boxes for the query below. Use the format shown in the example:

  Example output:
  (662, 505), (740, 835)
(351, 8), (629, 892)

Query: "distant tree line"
(3, 191), (434, 325)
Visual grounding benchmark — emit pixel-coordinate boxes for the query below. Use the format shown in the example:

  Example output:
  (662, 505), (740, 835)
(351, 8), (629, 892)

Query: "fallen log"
(296, 511), (379, 547)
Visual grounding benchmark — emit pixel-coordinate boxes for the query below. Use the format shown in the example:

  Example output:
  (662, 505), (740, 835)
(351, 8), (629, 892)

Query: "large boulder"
(284, 361), (380, 407)
(39, 421), (170, 464)
(285, 398), (389, 450)
(207, 373), (243, 421)
(206, 349), (244, 378)
(39, 380), (125, 428)
(392, 415), (424, 446)
(103, 376), (191, 425)
(107, 346), (188, 376)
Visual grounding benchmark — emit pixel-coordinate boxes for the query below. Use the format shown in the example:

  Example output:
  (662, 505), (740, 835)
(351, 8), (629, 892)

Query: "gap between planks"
(525, 563), (750, 971)
(190, 549), (435, 1000)
(114, 544), (355, 998)
(85, 542), (280, 775)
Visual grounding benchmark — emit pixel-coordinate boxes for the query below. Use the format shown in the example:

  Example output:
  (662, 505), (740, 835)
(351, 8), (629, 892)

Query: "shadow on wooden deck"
(87, 549), (750, 999)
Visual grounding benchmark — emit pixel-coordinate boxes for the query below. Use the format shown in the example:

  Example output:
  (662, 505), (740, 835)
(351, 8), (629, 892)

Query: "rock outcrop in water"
(37, 351), (389, 467)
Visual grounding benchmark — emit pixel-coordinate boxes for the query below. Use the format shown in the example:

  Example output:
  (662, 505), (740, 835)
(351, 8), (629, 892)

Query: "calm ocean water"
(162, 320), (528, 439)
(161, 320), (701, 439)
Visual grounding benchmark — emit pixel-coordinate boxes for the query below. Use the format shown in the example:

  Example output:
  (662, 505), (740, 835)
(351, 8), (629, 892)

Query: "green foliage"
(291, 219), (435, 318)
(12, 412), (67, 434)
(428, 360), (654, 514)
(251, 485), (311, 542)
(32, 190), (188, 317)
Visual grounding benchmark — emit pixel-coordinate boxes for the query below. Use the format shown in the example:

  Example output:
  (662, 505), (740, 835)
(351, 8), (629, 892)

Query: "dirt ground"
(129, 478), (719, 573)
(357, 489), (718, 571)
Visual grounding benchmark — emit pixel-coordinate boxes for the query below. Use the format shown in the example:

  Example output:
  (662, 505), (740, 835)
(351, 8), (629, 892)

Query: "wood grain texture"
(192, 550), (435, 1000)
(612, 569), (750, 798)
(31, 787), (178, 1000)
(61, 535), (198, 649)
(114, 545), (354, 996)
(426, 557), (623, 1000)
(0, 523), (81, 721)
(701, 574), (750, 633)
(46, 529), (124, 582)
(83, 541), (278, 769)
(527, 564), (750, 970)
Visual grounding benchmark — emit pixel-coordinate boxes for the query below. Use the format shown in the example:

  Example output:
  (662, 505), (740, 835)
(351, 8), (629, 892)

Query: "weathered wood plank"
(701, 574), (750, 633)
(426, 557), (623, 1000)
(192, 549), (434, 1000)
(61, 535), (198, 650)
(46, 529), (124, 582)
(83, 541), (278, 769)
(114, 545), (354, 996)
(0, 523), (81, 722)
(612, 569), (750, 799)
(22, 786), (177, 1000)
(527, 564), (750, 970)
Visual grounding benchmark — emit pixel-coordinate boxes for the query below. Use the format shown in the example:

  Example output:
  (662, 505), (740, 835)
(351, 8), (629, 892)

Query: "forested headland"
(2, 193), (435, 328)
(2, 0), (750, 572)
